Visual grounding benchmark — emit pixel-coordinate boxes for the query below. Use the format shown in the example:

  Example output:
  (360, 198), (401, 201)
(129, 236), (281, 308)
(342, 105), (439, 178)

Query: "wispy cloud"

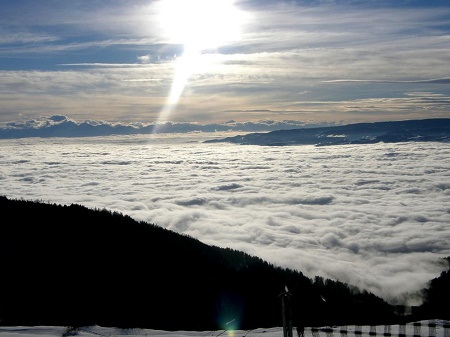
(323, 78), (450, 84)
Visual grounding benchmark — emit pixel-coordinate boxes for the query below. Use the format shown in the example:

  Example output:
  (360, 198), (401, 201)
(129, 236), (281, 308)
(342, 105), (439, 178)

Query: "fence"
(1, 321), (449, 337)
(302, 321), (450, 337)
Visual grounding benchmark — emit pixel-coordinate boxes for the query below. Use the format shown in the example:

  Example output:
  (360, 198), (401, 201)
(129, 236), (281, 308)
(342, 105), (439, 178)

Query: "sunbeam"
(154, 0), (248, 131)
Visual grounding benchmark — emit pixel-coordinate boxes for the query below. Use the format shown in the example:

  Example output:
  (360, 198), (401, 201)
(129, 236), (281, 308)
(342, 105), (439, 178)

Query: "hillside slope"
(0, 196), (412, 330)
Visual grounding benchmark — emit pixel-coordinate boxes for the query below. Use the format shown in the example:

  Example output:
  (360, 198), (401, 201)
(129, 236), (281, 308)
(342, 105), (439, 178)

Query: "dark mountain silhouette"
(205, 118), (450, 146)
(415, 257), (450, 320)
(0, 196), (447, 330)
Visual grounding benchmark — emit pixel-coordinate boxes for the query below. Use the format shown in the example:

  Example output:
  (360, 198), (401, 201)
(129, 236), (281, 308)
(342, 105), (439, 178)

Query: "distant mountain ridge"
(0, 115), (334, 138)
(204, 118), (450, 146)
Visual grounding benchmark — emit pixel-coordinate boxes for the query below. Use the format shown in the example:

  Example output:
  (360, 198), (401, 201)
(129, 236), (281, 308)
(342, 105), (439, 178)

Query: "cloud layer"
(1, 135), (449, 305)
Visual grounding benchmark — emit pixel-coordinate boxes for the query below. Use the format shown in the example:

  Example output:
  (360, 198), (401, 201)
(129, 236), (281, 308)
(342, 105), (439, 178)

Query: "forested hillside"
(0, 196), (447, 330)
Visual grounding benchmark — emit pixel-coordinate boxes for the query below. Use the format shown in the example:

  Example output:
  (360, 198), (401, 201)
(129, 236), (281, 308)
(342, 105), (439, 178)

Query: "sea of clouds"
(1, 133), (449, 305)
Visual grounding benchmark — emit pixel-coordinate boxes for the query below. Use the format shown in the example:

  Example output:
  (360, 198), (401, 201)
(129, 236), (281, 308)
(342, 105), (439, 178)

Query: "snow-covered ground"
(1, 321), (449, 337)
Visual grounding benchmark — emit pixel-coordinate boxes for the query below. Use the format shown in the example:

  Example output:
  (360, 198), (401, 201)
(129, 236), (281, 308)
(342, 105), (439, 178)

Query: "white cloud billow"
(1, 136), (449, 305)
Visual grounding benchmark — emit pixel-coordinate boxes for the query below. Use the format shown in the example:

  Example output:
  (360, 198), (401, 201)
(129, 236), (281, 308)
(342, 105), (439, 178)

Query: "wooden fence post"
(413, 322), (421, 337)
(444, 323), (450, 337)
(398, 323), (406, 337)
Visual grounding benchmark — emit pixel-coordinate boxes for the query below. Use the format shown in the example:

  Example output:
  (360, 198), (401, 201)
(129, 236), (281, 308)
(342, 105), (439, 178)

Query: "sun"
(158, 0), (244, 53)
(154, 0), (247, 129)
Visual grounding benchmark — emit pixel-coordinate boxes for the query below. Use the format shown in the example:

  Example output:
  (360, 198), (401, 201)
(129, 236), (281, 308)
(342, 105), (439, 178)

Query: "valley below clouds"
(1, 134), (449, 305)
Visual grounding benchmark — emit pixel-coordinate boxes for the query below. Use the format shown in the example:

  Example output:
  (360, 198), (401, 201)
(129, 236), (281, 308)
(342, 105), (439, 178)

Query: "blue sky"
(1, 0), (449, 125)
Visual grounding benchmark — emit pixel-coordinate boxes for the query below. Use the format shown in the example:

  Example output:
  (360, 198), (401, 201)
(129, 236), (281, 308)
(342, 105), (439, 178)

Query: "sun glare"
(154, 0), (247, 129)
(159, 0), (244, 52)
